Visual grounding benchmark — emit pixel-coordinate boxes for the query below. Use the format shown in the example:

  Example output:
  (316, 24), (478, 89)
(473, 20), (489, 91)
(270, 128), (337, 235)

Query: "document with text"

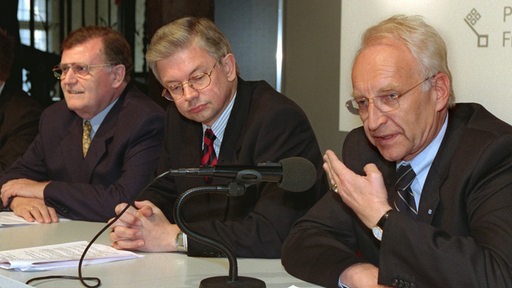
(0, 241), (142, 271)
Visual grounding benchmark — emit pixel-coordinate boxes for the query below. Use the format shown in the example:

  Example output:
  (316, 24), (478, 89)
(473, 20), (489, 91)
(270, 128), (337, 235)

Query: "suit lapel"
(61, 117), (89, 179)
(218, 78), (250, 165)
(83, 97), (123, 171)
(418, 109), (464, 223)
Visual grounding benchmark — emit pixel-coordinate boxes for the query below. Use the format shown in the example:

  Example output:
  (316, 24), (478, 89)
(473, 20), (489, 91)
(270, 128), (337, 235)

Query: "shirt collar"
(397, 114), (449, 191)
(83, 98), (119, 140)
(202, 91), (237, 156)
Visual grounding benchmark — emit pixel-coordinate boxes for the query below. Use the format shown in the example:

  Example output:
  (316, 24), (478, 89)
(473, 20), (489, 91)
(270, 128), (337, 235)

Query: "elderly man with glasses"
(282, 15), (512, 288)
(0, 26), (165, 223)
(108, 17), (327, 258)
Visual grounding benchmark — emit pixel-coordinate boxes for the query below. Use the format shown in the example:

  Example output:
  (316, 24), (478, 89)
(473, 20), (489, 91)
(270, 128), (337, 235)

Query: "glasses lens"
(52, 66), (63, 79)
(72, 64), (90, 77)
(345, 99), (363, 115)
(376, 95), (399, 112)
(190, 74), (211, 90)
(161, 88), (173, 101)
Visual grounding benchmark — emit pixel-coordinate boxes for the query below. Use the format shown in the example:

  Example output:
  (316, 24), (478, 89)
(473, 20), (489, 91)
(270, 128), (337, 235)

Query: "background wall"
(283, 0), (346, 154)
(214, 0), (345, 154)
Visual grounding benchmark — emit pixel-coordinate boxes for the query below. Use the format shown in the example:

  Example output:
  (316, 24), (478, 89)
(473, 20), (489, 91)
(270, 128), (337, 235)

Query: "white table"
(0, 220), (320, 288)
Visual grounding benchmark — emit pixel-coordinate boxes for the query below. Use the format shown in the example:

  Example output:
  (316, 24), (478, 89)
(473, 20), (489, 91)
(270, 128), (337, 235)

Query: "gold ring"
(331, 183), (338, 192)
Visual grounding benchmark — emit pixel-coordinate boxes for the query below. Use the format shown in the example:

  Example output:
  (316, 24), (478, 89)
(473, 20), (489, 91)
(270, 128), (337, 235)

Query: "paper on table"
(0, 211), (69, 226)
(0, 241), (142, 271)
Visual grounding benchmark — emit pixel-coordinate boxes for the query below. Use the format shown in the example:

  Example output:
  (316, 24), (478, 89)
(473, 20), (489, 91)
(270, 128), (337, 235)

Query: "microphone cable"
(25, 170), (171, 287)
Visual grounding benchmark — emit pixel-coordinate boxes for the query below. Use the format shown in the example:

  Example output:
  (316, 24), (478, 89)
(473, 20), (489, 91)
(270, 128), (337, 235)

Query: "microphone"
(169, 156), (316, 192)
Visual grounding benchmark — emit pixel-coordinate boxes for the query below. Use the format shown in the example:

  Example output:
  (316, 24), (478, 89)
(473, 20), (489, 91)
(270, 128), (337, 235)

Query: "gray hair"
(146, 17), (237, 83)
(358, 15), (455, 105)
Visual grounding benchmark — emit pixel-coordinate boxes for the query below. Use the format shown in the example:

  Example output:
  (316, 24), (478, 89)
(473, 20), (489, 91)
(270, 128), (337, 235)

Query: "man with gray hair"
(110, 17), (327, 258)
(282, 15), (512, 288)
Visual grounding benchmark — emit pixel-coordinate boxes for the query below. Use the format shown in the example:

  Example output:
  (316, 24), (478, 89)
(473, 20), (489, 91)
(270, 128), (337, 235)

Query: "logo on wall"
(464, 9), (489, 47)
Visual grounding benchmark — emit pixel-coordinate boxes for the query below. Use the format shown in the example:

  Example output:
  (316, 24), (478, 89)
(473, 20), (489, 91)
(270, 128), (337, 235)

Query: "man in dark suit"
(0, 26), (165, 223)
(109, 17), (327, 258)
(281, 15), (512, 288)
(0, 28), (42, 172)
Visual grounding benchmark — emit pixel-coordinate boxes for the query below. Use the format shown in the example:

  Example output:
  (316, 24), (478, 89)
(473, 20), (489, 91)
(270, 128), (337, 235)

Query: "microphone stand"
(173, 181), (266, 288)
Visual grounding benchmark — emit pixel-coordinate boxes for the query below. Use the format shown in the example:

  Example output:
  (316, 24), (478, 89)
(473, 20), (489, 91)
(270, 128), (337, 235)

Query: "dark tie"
(394, 164), (418, 217)
(201, 129), (217, 183)
(82, 120), (92, 157)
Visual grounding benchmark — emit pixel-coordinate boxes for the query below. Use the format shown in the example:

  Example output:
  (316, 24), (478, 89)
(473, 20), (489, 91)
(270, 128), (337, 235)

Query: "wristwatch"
(372, 209), (393, 241)
(175, 231), (187, 252)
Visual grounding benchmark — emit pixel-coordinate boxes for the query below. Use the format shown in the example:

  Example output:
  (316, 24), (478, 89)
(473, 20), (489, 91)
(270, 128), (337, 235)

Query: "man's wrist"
(372, 209), (393, 241)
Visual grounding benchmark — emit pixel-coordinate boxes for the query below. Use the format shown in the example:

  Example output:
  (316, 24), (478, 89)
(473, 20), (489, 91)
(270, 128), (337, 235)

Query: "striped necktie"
(394, 164), (418, 217)
(201, 128), (217, 167)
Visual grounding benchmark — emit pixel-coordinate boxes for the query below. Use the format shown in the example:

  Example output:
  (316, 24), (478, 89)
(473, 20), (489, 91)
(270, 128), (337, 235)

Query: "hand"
(109, 200), (180, 252)
(9, 197), (59, 223)
(1, 178), (49, 206)
(323, 150), (392, 228)
(340, 263), (392, 288)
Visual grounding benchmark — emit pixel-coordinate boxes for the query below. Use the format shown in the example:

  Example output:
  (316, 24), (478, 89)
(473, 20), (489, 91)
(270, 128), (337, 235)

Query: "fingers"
(110, 225), (144, 251)
(112, 203), (141, 226)
(0, 185), (13, 206)
(323, 149), (346, 192)
(11, 199), (57, 224)
(111, 239), (145, 250)
(29, 205), (58, 224)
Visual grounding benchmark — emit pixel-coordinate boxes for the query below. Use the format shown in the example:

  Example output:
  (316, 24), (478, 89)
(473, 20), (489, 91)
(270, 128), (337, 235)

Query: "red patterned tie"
(201, 129), (217, 183)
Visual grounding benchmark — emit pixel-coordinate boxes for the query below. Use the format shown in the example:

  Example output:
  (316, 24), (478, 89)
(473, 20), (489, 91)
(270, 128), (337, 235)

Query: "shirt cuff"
(338, 278), (351, 288)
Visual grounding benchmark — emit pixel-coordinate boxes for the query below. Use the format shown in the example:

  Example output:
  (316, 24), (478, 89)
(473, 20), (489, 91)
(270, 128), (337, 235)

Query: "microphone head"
(278, 157), (317, 192)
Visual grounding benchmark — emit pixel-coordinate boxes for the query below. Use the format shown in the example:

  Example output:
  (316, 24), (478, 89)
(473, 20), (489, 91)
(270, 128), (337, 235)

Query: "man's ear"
(221, 53), (237, 81)
(432, 72), (450, 111)
(111, 64), (126, 88)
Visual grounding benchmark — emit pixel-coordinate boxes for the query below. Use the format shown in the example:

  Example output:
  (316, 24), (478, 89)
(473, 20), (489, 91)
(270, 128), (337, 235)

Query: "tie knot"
(395, 164), (416, 191)
(204, 128), (216, 144)
(201, 128), (218, 168)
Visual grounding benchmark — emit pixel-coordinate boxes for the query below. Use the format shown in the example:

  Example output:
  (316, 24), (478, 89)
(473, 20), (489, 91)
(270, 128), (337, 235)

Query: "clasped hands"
(0, 178), (57, 223)
(109, 200), (181, 252)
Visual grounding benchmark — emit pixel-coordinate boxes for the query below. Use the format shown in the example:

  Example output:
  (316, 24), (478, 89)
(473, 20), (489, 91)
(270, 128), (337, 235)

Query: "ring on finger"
(331, 183), (338, 192)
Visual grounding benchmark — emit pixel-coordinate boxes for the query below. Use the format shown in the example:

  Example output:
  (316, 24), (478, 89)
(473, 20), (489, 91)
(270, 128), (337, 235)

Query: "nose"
(181, 83), (199, 100)
(60, 70), (78, 84)
(364, 100), (386, 131)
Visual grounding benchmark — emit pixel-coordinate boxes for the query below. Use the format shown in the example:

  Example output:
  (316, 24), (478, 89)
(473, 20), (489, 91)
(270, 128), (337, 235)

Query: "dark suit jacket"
(282, 103), (512, 288)
(0, 84), (165, 221)
(138, 78), (327, 258)
(0, 83), (42, 172)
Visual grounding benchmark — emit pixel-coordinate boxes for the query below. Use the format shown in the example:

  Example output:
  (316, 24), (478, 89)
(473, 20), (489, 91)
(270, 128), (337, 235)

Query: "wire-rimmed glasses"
(345, 74), (436, 117)
(52, 63), (115, 80)
(161, 63), (217, 102)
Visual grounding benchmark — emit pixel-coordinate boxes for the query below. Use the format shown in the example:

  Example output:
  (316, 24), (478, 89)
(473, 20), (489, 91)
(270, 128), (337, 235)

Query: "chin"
(377, 148), (403, 162)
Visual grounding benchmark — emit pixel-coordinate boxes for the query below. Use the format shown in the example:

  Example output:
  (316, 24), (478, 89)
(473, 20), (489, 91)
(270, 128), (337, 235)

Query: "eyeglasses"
(161, 63), (217, 101)
(52, 63), (115, 80)
(345, 74), (436, 117)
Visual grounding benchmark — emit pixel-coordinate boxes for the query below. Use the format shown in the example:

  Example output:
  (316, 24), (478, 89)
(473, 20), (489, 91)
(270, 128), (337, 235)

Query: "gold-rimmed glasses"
(161, 63), (217, 101)
(52, 63), (115, 80)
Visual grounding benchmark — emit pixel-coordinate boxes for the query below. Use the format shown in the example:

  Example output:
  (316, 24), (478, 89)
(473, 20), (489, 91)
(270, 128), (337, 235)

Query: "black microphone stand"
(173, 179), (266, 288)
